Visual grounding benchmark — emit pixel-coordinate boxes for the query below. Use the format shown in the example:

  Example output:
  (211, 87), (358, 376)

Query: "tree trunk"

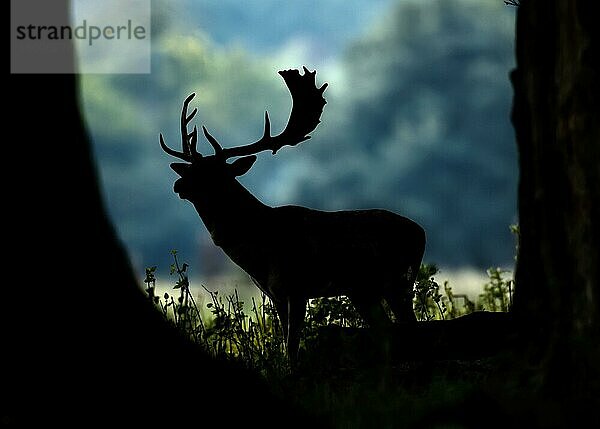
(6, 2), (314, 427)
(511, 0), (600, 421)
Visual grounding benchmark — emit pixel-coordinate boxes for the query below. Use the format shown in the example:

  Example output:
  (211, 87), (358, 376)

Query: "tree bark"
(6, 2), (315, 427)
(511, 0), (600, 420)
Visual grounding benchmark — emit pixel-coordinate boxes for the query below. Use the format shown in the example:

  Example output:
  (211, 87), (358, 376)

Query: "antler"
(159, 92), (200, 162)
(160, 67), (327, 162)
(204, 66), (328, 159)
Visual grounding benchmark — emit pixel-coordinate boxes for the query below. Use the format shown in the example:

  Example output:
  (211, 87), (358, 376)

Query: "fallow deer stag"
(159, 67), (426, 360)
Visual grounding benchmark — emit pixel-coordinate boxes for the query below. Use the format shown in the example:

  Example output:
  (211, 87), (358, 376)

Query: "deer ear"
(170, 163), (190, 177)
(229, 155), (257, 177)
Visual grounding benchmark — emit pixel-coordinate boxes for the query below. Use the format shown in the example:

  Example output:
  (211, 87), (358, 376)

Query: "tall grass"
(144, 251), (514, 376)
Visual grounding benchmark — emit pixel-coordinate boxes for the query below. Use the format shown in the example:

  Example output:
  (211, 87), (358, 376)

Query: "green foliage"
(443, 281), (476, 319)
(412, 264), (514, 320)
(145, 253), (371, 376)
(145, 252), (514, 378)
(305, 296), (366, 329)
(478, 267), (513, 312)
(146, 252), (290, 376)
(144, 251), (207, 348)
(413, 264), (447, 321)
(202, 286), (291, 375)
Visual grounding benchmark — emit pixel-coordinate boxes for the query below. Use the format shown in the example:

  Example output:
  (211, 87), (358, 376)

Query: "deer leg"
(385, 265), (419, 324)
(351, 293), (394, 364)
(350, 294), (392, 329)
(273, 299), (289, 343)
(274, 296), (306, 363)
(286, 298), (307, 364)
(385, 285), (417, 324)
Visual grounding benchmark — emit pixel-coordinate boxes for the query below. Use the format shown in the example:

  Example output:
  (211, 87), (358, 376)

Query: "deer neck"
(189, 179), (269, 246)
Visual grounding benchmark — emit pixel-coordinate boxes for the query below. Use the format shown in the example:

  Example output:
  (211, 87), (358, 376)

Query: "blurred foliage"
(80, 26), (287, 269)
(83, 0), (518, 276)
(294, 0), (517, 268)
(478, 267), (513, 312)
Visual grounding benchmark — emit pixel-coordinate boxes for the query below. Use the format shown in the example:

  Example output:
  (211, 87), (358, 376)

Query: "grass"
(144, 251), (515, 392)
(139, 225), (521, 427)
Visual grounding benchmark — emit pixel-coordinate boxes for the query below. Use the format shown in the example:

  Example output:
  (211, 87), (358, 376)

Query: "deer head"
(159, 67), (328, 202)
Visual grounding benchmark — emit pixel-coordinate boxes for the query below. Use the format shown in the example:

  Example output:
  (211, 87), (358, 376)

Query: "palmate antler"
(160, 67), (328, 161)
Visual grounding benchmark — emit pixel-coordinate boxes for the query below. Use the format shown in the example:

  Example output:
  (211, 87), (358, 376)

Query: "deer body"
(160, 68), (426, 359)
(191, 186), (425, 300)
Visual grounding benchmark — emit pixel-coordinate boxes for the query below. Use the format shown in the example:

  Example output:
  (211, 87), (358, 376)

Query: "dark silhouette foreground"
(160, 67), (426, 360)
(7, 1), (599, 428)
(5, 3), (320, 427)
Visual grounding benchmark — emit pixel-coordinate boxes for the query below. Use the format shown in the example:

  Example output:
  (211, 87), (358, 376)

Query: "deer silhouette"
(160, 67), (426, 360)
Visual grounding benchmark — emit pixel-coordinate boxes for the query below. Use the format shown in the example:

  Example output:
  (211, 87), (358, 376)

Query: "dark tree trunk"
(5, 2), (316, 427)
(511, 0), (600, 421)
